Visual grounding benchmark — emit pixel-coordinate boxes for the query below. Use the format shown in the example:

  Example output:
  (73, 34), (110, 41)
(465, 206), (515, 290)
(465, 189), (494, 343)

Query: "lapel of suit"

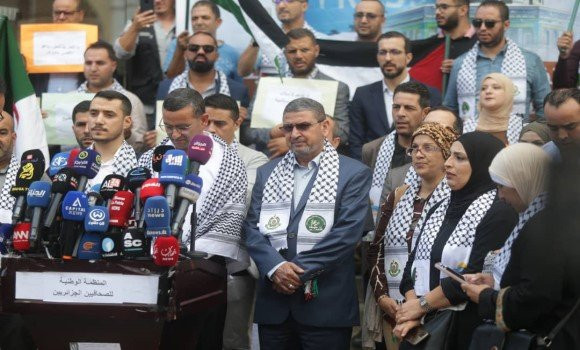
(289, 167), (320, 222)
(372, 81), (389, 131)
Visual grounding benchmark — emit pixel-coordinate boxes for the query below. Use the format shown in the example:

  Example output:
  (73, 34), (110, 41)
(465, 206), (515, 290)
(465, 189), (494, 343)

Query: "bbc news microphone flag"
(0, 16), (49, 166)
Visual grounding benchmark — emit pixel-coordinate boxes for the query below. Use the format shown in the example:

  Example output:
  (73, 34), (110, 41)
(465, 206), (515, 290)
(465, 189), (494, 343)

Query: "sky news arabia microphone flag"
(0, 16), (49, 164)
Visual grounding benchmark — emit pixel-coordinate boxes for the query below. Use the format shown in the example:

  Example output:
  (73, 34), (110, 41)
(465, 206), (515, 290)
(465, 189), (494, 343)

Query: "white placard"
(250, 77), (339, 129)
(33, 31), (87, 66)
(15, 271), (159, 305)
(42, 92), (95, 146)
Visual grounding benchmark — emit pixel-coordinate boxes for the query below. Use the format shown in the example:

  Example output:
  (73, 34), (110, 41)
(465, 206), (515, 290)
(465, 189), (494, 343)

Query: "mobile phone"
(435, 262), (466, 284)
(405, 326), (430, 345)
(140, 0), (154, 12)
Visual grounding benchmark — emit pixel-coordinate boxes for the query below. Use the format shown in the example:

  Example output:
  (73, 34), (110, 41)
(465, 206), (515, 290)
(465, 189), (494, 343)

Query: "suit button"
(288, 232), (296, 239)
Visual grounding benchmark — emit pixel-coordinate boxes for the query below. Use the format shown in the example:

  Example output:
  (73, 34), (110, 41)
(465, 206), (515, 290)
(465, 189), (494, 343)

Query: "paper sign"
(250, 77), (338, 129)
(42, 92), (95, 146)
(15, 271), (159, 305)
(20, 23), (98, 73)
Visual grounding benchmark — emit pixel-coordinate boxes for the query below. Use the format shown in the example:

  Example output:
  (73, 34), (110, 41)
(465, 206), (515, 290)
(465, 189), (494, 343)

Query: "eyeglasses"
(53, 10), (79, 17)
(187, 44), (216, 53)
(472, 18), (502, 29)
(354, 12), (381, 20)
(435, 4), (462, 10)
(280, 121), (322, 133)
(159, 122), (193, 135)
(272, 0), (305, 4)
(378, 49), (404, 57)
(406, 144), (441, 157)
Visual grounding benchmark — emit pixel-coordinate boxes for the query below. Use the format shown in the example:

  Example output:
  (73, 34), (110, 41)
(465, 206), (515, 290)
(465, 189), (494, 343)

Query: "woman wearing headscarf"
(393, 132), (518, 349)
(463, 73), (523, 145)
(519, 121), (551, 146)
(460, 144), (574, 346)
(365, 123), (457, 349)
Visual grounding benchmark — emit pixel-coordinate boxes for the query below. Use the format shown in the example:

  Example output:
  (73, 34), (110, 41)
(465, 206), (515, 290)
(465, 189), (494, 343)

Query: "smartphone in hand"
(435, 262), (466, 284)
(140, 0), (154, 12)
(405, 326), (430, 345)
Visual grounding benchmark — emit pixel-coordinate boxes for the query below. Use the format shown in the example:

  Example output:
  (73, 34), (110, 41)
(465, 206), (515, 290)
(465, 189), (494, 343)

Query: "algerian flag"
(0, 16), (49, 165)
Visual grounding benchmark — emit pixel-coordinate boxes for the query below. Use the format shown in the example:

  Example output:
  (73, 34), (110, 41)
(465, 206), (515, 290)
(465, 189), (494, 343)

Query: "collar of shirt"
(437, 25), (476, 39)
(382, 73), (410, 94)
(477, 39), (509, 59)
(187, 71), (218, 96)
(293, 151), (322, 171)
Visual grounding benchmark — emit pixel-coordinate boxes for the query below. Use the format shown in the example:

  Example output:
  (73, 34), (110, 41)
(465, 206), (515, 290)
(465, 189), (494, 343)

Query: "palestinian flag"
(0, 16), (49, 164)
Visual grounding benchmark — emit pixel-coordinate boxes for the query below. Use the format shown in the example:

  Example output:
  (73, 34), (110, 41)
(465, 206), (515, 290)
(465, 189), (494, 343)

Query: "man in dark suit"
(241, 28), (350, 157)
(349, 31), (441, 160)
(244, 98), (371, 349)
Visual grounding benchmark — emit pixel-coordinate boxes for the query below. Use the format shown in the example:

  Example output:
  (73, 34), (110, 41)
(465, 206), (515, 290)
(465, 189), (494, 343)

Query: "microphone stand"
(187, 203), (207, 259)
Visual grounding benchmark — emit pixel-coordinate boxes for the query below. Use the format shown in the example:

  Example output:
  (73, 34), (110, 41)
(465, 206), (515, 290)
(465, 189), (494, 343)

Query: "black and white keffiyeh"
(86, 141), (137, 189)
(137, 137), (171, 175)
(77, 79), (125, 93)
(259, 140), (339, 253)
(383, 178), (451, 301)
(492, 192), (547, 289)
(169, 69), (231, 96)
(457, 39), (527, 121)
(370, 131), (397, 221)
(411, 189), (496, 296)
(463, 113), (524, 145)
(0, 155), (20, 223)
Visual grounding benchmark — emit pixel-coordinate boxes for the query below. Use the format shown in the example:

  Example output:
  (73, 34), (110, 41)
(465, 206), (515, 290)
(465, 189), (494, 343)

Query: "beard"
(381, 64), (405, 79)
(437, 12), (459, 31)
(188, 58), (214, 73)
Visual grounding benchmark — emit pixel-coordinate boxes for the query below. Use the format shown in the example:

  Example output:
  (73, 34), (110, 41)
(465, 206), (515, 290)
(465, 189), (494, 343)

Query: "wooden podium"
(0, 257), (226, 350)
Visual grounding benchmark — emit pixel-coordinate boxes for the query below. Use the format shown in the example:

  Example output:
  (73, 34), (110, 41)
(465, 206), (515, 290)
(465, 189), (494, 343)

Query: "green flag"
(0, 16), (48, 163)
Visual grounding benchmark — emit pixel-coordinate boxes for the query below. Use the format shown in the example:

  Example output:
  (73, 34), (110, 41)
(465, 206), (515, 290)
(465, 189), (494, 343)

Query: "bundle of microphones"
(1, 134), (214, 267)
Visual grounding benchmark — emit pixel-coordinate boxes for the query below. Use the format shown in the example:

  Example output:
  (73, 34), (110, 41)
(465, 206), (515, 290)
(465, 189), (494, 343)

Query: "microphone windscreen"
(159, 150), (188, 185)
(126, 167), (151, 191)
(52, 168), (79, 193)
(178, 174), (203, 202)
(143, 196), (171, 237)
(109, 191), (134, 228)
(72, 149), (101, 179)
(67, 148), (81, 167)
(187, 134), (213, 165)
(152, 145), (175, 173)
(100, 174), (126, 200)
(84, 206), (109, 233)
(11, 160), (45, 196)
(153, 236), (179, 266)
(26, 181), (52, 208)
(12, 222), (31, 251)
(61, 191), (89, 221)
(122, 228), (149, 258)
(49, 151), (70, 177)
(20, 149), (45, 169)
(140, 178), (164, 202)
(77, 233), (102, 260)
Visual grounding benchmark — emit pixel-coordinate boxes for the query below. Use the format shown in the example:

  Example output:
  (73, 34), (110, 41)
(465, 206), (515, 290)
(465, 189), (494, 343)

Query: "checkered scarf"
(137, 137), (171, 177)
(457, 39), (527, 121)
(492, 192), (547, 289)
(411, 189), (496, 296)
(259, 140), (339, 254)
(383, 178), (450, 300)
(168, 69), (231, 97)
(86, 141), (137, 189)
(77, 79), (125, 93)
(369, 131), (397, 221)
(463, 113), (524, 145)
(0, 155), (20, 223)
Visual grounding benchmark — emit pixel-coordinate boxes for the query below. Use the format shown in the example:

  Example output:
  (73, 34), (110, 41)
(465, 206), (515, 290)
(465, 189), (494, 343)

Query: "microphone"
(153, 236), (179, 266)
(71, 149), (101, 192)
(11, 150), (46, 224)
(87, 184), (104, 207)
(143, 196), (171, 238)
(78, 206), (109, 260)
(187, 134), (213, 175)
(159, 150), (188, 210)
(43, 168), (79, 228)
(60, 191), (89, 259)
(67, 148), (81, 168)
(122, 228), (149, 259)
(102, 191), (134, 259)
(26, 181), (52, 247)
(0, 224), (13, 255)
(126, 167), (151, 223)
(138, 178), (164, 228)
(171, 174), (202, 237)
(48, 151), (70, 178)
(100, 174), (126, 207)
(152, 145), (175, 173)
(12, 222), (31, 252)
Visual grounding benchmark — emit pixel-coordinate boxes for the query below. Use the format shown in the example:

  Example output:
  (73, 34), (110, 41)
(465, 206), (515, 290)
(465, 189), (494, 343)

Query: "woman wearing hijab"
(519, 121), (551, 146)
(460, 144), (571, 346)
(366, 123), (457, 349)
(463, 73), (523, 145)
(393, 131), (518, 349)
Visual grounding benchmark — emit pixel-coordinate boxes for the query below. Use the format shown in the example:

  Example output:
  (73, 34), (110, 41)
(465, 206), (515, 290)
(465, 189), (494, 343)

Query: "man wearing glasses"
(244, 97), (371, 349)
(443, 0), (550, 124)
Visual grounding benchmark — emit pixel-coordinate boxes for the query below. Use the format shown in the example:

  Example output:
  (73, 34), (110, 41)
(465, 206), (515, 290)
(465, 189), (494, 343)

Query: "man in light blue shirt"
(443, 0), (550, 122)
(542, 89), (580, 162)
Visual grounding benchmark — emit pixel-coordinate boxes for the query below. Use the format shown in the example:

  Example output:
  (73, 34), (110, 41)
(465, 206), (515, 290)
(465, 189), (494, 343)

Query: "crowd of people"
(0, 0), (579, 349)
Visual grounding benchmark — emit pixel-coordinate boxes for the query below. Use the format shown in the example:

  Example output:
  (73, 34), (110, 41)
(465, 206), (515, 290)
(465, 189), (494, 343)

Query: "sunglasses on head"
(472, 18), (501, 29)
(187, 44), (216, 53)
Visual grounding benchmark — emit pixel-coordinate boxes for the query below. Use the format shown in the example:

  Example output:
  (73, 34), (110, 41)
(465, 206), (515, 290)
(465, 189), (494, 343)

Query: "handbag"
(469, 297), (580, 350)
(400, 310), (456, 350)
